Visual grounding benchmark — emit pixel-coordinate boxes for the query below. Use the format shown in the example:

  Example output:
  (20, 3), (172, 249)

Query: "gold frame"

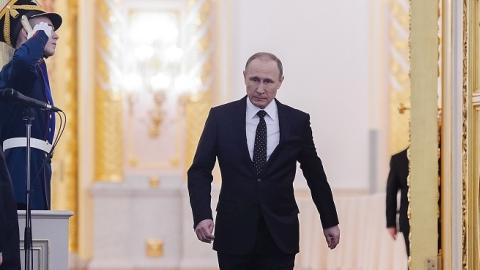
(441, 0), (453, 268)
(409, 0), (440, 268)
(462, 1), (480, 268)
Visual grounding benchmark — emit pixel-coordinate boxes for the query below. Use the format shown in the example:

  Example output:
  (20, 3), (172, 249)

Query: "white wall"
(222, 0), (371, 190)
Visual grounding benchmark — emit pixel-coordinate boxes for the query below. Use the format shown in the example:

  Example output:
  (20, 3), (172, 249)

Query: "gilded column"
(409, 0), (440, 268)
(94, 0), (123, 182)
(44, 0), (80, 252)
(184, 0), (215, 173)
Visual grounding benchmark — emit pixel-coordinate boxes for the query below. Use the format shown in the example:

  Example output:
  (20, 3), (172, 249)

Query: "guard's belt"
(2, 137), (52, 153)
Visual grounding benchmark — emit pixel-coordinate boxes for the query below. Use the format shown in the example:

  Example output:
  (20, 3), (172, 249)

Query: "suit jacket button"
(257, 178), (261, 182)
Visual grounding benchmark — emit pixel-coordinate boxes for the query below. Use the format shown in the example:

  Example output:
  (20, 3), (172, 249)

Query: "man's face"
(29, 16), (58, 57)
(243, 58), (283, 109)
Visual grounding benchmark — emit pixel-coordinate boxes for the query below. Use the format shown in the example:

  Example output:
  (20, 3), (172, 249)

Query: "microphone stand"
(22, 108), (34, 270)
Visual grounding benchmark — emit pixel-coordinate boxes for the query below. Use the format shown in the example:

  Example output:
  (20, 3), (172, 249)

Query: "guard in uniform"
(0, 0), (62, 210)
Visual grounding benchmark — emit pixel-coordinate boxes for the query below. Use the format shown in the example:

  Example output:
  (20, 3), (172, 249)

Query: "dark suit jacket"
(188, 97), (339, 255)
(0, 150), (20, 270)
(386, 148), (409, 233)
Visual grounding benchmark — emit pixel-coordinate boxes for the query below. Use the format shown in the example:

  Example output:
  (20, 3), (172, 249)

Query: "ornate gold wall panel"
(93, 0), (123, 182)
(389, 0), (411, 155)
(184, 0), (216, 173)
(409, 0), (440, 269)
(463, 1), (480, 268)
(184, 91), (212, 173)
(41, 0), (80, 252)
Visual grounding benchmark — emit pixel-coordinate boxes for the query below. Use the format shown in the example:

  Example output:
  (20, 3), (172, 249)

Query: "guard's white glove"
(27, 21), (52, 39)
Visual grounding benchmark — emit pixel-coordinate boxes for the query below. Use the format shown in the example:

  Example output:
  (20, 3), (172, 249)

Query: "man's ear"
(15, 29), (27, 48)
(20, 28), (27, 37)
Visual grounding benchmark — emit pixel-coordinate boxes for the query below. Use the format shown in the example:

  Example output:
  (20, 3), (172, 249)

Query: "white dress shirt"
(246, 97), (280, 161)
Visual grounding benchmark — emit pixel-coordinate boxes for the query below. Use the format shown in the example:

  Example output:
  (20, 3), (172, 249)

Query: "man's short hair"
(245, 52), (284, 79)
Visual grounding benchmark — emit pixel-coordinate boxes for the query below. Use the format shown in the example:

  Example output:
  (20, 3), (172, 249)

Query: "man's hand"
(0, 252), (3, 266)
(27, 21), (53, 39)
(323, 225), (340, 249)
(387, 227), (397, 240)
(195, 219), (215, 243)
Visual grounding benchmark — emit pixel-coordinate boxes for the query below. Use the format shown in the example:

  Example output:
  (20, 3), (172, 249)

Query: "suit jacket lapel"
(262, 99), (288, 173)
(235, 97), (255, 171)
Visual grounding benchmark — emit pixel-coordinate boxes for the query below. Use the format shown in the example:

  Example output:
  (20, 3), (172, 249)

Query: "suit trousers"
(0, 168), (21, 270)
(402, 228), (410, 257)
(217, 215), (295, 270)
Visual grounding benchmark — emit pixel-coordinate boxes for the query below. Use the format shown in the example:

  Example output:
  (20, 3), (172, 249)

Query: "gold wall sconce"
(147, 92), (166, 139)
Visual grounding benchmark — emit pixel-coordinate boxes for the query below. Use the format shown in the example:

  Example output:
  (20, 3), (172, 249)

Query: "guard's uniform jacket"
(0, 30), (55, 210)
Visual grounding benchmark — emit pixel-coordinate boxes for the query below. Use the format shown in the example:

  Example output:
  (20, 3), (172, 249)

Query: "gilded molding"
(462, 1), (468, 267)
(440, 0), (454, 268)
(47, 0), (79, 253)
(184, 91), (212, 173)
(93, 0), (123, 182)
(389, 0), (411, 155)
(462, 1), (480, 268)
(145, 239), (164, 257)
(184, 0), (215, 173)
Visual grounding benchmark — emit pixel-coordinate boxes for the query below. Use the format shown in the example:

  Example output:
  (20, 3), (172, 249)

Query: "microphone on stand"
(0, 88), (62, 112)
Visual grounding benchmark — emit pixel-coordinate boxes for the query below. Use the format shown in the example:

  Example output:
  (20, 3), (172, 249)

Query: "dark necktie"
(253, 110), (267, 175)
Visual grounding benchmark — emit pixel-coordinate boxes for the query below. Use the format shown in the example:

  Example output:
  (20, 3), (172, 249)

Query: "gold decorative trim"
(472, 92), (480, 104)
(184, 0), (216, 174)
(48, 0), (79, 253)
(389, 0), (411, 155)
(462, 1), (468, 267)
(145, 239), (164, 258)
(0, 0), (13, 72)
(148, 176), (160, 189)
(0, 0), (43, 46)
(463, 1), (480, 268)
(440, 0), (453, 268)
(184, 91), (212, 174)
(93, 0), (123, 182)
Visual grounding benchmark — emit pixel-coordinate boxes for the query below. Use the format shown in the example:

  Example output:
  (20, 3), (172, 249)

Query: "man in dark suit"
(0, 149), (21, 270)
(386, 148), (410, 256)
(188, 52), (340, 270)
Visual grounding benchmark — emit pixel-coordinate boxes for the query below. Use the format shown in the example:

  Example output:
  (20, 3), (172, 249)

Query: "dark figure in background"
(0, 150), (20, 270)
(386, 148), (410, 256)
(188, 52), (340, 270)
(0, 0), (62, 210)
